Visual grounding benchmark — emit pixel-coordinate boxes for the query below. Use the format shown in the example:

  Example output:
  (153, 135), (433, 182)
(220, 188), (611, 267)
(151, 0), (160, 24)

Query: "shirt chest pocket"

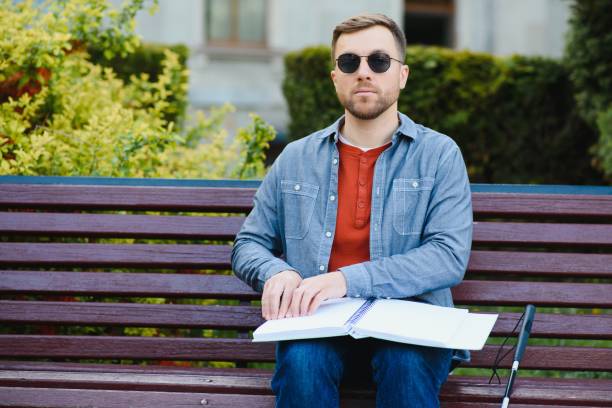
(392, 177), (434, 235)
(281, 180), (319, 239)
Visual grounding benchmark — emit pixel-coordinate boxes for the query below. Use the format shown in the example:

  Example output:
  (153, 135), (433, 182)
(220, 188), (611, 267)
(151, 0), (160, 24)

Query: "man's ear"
(399, 64), (409, 90)
(330, 70), (337, 89)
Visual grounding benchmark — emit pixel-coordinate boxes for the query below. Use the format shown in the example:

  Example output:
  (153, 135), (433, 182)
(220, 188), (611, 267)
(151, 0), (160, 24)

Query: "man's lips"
(354, 88), (377, 95)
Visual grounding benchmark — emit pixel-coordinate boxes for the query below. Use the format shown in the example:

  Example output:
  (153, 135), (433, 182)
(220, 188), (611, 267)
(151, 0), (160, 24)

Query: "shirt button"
(333, 158), (338, 165)
(325, 231), (332, 238)
(359, 180), (366, 186)
(355, 294), (361, 298)
(330, 195), (336, 201)
(294, 184), (301, 191)
(360, 158), (367, 164)
(358, 202), (365, 208)
(412, 181), (419, 188)
(319, 265), (325, 272)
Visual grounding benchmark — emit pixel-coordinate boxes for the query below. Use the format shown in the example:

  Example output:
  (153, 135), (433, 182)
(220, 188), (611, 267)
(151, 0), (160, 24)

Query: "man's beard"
(339, 87), (398, 120)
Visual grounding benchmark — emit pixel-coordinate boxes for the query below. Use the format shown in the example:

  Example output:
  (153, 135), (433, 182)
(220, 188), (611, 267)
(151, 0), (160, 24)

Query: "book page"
(352, 299), (469, 348)
(252, 297), (366, 342)
(447, 313), (498, 350)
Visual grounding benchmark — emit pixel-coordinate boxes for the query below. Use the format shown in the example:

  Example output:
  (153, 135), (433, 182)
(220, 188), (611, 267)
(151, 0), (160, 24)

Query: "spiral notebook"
(252, 298), (497, 350)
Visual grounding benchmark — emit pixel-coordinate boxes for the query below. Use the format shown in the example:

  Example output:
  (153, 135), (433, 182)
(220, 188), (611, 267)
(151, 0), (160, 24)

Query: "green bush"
(283, 46), (602, 184)
(0, 0), (275, 179)
(88, 42), (190, 125)
(565, 0), (612, 129)
(565, 0), (612, 179)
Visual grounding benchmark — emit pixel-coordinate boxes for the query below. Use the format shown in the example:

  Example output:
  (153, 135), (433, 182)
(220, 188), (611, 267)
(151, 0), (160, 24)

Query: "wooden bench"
(0, 176), (611, 407)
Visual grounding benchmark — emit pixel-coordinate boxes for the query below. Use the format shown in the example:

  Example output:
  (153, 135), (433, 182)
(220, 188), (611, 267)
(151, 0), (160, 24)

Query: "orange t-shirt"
(328, 140), (391, 272)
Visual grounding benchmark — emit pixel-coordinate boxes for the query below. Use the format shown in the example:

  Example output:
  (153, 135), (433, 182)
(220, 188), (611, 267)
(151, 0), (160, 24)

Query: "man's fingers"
(278, 287), (293, 319)
(268, 285), (283, 320)
(290, 287), (303, 317)
(308, 292), (326, 316)
(300, 288), (319, 317)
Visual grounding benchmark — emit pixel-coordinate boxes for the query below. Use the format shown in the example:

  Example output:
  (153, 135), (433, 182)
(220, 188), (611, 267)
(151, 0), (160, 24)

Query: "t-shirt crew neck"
(338, 132), (391, 152)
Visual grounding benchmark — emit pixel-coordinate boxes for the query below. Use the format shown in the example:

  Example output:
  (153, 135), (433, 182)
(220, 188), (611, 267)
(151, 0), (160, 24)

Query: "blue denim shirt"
(231, 112), (473, 360)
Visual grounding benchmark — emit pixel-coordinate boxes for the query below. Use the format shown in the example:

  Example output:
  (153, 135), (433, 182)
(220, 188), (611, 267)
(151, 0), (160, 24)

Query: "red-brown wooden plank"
(0, 301), (263, 329)
(4, 213), (612, 249)
(0, 371), (611, 407)
(0, 243), (231, 268)
(453, 280), (612, 308)
(2, 301), (611, 340)
(1, 386), (608, 408)
(472, 222), (612, 248)
(2, 184), (611, 219)
(0, 361), (610, 406)
(0, 271), (256, 299)
(0, 387), (277, 408)
(0, 185), (257, 212)
(3, 243), (612, 279)
(467, 251), (612, 278)
(0, 212), (244, 240)
(472, 193), (612, 219)
(0, 336), (610, 371)
(2, 271), (611, 307)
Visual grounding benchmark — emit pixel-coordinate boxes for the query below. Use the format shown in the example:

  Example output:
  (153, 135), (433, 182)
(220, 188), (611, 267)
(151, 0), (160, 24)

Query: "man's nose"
(356, 56), (373, 79)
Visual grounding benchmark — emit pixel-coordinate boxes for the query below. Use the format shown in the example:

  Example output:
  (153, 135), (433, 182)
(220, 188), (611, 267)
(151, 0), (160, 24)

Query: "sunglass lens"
(368, 53), (391, 73)
(338, 54), (360, 73)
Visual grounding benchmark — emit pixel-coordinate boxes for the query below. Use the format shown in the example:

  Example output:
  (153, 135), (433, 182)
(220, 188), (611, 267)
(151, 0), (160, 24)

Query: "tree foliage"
(0, 0), (275, 179)
(565, 0), (612, 179)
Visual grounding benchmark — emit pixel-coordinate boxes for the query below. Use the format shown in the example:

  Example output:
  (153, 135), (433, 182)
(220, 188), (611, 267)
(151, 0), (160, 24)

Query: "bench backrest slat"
(2, 271), (610, 307)
(3, 212), (611, 248)
(1, 335), (610, 371)
(0, 185), (256, 212)
(2, 184), (612, 218)
(0, 212), (243, 240)
(0, 243), (231, 269)
(2, 301), (611, 340)
(2, 248), (612, 278)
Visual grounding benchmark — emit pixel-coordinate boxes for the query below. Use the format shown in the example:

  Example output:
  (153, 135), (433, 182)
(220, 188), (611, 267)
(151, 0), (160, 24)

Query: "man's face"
(331, 25), (409, 121)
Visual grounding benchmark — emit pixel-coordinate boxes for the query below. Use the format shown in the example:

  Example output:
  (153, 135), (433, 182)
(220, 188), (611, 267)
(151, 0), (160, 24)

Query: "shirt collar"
(316, 111), (419, 142)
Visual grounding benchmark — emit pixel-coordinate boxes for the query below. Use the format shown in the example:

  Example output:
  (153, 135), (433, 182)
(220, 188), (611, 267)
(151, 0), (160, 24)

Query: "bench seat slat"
(0, 371), (611, 406)
(4, 212), (612, 248)
(0, 212), (243, 240)
(2, 386), (608, 408)
(0, 185), (257, 212)
(2, 244), (612, 279)
(0, 336), (610, 371)
(1, 301), (611, 340)
(2, 271), (611, 307)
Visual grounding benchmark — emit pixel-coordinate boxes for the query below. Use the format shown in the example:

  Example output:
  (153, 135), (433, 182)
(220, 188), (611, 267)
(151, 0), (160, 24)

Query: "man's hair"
(331, 13), (407, 62)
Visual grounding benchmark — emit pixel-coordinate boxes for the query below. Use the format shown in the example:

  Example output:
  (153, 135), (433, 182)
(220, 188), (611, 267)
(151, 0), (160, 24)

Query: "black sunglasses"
(336, 52), (403, 74)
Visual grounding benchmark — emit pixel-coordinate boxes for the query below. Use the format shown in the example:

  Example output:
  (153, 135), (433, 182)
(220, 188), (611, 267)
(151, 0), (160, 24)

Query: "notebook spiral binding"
(345, 298), (377, 326)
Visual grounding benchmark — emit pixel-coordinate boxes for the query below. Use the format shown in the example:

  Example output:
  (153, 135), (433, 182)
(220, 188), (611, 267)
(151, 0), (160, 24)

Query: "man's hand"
(261, 270), (302, 320)
(290, 271), (347, 317)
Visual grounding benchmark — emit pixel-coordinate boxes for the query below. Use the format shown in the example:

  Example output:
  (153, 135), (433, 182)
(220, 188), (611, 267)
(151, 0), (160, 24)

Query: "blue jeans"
(271, 337), (452, 407)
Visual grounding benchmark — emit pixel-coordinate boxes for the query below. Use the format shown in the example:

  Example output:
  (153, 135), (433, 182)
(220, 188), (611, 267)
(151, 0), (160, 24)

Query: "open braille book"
(252, 297), (497, 350)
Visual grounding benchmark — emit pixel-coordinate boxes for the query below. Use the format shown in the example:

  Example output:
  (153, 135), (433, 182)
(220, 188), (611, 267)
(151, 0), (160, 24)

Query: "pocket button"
(412, 181), (419, 188)
(294, 184), (301, 191)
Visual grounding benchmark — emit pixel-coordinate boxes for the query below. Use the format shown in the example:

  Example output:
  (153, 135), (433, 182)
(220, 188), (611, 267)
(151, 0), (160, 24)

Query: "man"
(232, 13), (472, 408)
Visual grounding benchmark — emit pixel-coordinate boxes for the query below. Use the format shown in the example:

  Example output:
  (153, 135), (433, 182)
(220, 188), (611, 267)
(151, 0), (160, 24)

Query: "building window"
(206, 0), (267, 48)
(404, 0), (454, 47)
